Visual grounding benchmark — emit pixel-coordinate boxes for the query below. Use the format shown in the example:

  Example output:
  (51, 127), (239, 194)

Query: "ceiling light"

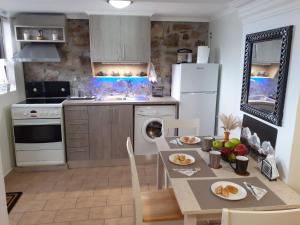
(107, 0), (133, 9)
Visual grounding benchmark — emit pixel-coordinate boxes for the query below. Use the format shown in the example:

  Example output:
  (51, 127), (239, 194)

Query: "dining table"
(155, 136), (300, 225)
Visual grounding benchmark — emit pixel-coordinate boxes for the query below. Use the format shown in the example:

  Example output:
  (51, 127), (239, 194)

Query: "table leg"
(184, 214), (197, 225)
(157, 154), (164, 189)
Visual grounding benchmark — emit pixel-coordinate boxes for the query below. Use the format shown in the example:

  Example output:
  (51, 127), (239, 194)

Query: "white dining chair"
(221, 208), (300, 225)
(126, 137), (183, 225)
(162, 118), (200, 137)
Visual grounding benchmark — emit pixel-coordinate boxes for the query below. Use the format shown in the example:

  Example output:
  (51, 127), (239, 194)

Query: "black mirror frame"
(240, 26), (293, 126)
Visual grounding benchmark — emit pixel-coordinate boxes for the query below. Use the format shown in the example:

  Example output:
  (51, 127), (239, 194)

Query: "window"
(0, 17), (4, 59)
(0, 17), (8, 93)
(0, 17), (17, 94)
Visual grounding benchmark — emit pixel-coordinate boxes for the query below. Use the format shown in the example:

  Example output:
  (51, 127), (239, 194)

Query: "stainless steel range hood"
(13, 43), (61, 62)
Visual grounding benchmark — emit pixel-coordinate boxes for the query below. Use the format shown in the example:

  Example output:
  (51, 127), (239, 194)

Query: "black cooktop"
(18, 98), (66, 104)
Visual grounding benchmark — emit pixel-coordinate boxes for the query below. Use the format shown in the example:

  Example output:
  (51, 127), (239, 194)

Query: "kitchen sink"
(96, 95), (149, 101)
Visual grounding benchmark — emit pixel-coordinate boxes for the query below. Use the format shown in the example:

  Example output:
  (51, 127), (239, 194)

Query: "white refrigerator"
(171, 63), (219, 136)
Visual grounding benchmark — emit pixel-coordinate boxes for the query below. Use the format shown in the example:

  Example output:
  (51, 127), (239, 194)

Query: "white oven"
(12, 105), (66, 166)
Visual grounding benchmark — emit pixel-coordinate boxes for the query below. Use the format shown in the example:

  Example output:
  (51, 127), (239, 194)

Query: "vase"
(224, 131), (230, 142)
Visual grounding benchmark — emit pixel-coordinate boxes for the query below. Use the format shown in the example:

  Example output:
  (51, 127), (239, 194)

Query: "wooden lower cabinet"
(65, 104), (133, 163)
(88, 105), (133, 160)
(111, 105), (133, 159)
(88, 105), (111, 160)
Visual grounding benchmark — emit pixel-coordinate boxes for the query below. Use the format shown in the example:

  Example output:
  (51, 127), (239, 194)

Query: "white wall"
(0, 152), (9, 225)
(209, 11), (243, 137)
(0, 17), (25, 176)
(209, 7), (300, 187)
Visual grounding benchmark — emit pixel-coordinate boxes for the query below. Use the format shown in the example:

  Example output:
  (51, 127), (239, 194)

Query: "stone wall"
(23, 19), (91, 82)
(23, 19), (209, 96)
(151, 21), (209, 95)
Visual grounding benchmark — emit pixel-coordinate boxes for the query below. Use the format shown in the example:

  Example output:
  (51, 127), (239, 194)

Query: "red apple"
(233, 144), (248, 156)
(221, 147), (231, 161)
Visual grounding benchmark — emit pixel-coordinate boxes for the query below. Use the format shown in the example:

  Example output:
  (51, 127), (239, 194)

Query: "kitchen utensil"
(209, 150), (221, 169)
(176, 138), (183, 146)
(230, 156), (249, 175)
(211, 181), (247, 201)
(243, 182), (268, 200)
(202, 136), (214, 151)
(52, 32), (58, 41)
(36, 30), (44, 40)
(177, 48), (193, 63)
(152, 85), (164, 97)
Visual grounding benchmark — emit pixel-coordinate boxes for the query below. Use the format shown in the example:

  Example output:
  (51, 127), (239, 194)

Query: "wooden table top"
(155, 137), (300, 215)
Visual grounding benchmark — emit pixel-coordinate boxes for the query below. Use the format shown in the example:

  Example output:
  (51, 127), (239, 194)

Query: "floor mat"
(6, 192), (22, 213)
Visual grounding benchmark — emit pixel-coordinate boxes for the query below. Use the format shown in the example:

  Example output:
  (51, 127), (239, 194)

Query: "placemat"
(160, 150), (216, 178)
(188, 177), (285, 210)
(165, 137), (202, 149)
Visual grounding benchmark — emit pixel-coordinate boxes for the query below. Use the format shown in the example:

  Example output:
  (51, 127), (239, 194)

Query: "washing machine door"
(142, 118), (163, 143)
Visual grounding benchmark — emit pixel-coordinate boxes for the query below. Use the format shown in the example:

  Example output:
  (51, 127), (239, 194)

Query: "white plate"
(211, 181), (247, 201)
(168, 153), (196, 166)
(179, 136), (201, 145)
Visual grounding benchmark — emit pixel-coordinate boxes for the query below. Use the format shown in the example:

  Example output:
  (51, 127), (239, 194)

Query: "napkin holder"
(261, 159), (277, 181)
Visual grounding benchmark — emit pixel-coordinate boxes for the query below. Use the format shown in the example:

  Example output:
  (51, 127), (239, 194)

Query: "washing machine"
(134, 105), (176, 155)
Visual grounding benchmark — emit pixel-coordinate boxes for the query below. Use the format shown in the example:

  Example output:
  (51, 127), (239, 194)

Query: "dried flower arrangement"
(219, 113), (241, 132)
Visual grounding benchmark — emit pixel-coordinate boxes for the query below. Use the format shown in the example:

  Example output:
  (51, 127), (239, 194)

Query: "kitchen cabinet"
(88, 105), (133, 160)
(64, 106), (90, 161)
(89, 15), (150, 63)
(111, 105), (134, 159)
(65, 104), (133, 162)
(89, 16), (121, 62)
(88, 105), (111, 160)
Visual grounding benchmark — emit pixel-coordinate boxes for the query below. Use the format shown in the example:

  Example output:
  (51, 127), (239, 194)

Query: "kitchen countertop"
(63, 96), (179, 106)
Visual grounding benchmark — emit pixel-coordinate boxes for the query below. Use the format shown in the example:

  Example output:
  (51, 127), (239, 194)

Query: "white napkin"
(169, 139), (178, 145)
(243, 182), (268, 200)
(173, 168), (201, 177)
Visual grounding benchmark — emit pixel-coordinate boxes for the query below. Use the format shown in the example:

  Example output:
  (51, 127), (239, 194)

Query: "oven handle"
(13, 119), (61, 126)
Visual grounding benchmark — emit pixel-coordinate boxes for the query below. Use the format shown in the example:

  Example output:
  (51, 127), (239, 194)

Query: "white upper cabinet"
(90, 15), (150, 63)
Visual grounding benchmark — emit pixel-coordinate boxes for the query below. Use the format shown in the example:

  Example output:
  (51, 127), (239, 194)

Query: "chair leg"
(164, 169), (168, 188)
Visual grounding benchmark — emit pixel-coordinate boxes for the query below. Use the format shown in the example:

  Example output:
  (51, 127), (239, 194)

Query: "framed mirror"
(240, 26), (293, 126)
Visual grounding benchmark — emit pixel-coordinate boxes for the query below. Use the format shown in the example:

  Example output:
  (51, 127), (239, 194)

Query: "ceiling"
(0, 0), (235, 21)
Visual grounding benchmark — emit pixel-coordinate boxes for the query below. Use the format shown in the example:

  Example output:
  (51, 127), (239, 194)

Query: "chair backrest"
(221, 208), (300, 225)
(162, 118), (200, 137)
(126, 137), (143, 225)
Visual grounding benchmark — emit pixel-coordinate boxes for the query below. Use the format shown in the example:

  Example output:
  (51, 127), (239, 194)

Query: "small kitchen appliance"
(177, 48), (193, 64)
(11, 81), (70, 166)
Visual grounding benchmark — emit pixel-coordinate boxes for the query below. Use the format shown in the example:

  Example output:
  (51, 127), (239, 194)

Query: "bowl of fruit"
(212, 138), (248, 162)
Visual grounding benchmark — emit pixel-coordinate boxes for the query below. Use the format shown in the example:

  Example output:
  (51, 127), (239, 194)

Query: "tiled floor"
(5, 164), (220, 225)
(5, 164), (156, 225)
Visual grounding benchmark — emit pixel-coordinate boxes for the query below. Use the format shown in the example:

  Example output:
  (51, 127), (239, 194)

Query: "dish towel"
(243, 182), (268, 200)
(173, 168), (201, 176)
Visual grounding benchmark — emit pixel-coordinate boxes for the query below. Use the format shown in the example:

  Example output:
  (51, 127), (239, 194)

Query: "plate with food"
(179, 136), (201, 145)
(211, 181), (247, 200)
(169, 153), (195, 166)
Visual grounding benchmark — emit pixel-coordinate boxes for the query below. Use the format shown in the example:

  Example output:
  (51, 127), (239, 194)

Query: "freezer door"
(178, 92), (217, 136)
(180, 64), (219, 92)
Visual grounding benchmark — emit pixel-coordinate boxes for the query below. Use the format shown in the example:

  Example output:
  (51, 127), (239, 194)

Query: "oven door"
(13, 119), (63, 151)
